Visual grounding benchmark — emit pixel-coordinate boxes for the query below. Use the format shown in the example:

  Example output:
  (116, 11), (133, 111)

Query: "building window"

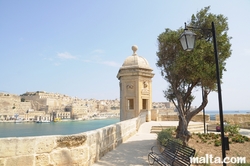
(127, 99), (134, 110)
(142, 99), (147, 109)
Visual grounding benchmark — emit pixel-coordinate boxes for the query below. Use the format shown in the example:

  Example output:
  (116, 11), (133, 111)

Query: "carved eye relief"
(126, 84), (134, 89)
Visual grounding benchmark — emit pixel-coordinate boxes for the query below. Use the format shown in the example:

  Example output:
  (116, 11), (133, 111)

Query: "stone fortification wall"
(151, 109), (175, 121)
(0, 116), (145, 166)
(191, 114), (210, 122)
(215, 114), (250, 124)
(151, 109), (210, 122)
(160, 114), (209, 122)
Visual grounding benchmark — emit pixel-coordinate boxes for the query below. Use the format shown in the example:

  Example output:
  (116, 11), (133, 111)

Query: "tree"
(156, 6), (232, 145)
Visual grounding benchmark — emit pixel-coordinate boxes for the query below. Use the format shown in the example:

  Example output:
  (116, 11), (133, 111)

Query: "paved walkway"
(92, 121), (250, 166)
(92, 121), (197, 166)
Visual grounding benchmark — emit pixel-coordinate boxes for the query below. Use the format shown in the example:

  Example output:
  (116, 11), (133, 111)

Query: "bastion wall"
(151, 109), (210, 122)
(0, 114), (146, 166)
(216, 114), (250, 124)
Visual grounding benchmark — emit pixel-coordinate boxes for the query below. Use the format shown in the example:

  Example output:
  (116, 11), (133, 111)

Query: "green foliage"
(224, 124), (240, 135)
(214, 139), (221, 146)
(194, 132), (249, 147)
(157, 129), (172, 146)
(156, 6), (232, 145)
(21, 98), (25, 102)
(156, 7), (232, 145)
(231, 134), (249, 143)
(157, 6), (231, 105)
(157, 128), (182, 146)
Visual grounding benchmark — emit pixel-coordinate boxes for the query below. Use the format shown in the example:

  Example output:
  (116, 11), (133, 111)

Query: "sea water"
(1, 110), (249, 138)
(0, 118), (120, 138)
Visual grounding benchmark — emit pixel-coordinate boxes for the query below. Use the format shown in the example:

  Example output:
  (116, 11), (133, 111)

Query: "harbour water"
(0, 110), (249, 138)
(0, 118), (119, 138)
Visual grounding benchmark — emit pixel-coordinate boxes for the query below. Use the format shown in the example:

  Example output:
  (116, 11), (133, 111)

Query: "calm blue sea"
(205, 110), (250, 120)
(0, 118), (120, 138)
(1, 111), (249, 138)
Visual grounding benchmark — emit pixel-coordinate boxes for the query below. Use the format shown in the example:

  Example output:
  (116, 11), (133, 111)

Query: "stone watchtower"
(117, 45), (154, 121)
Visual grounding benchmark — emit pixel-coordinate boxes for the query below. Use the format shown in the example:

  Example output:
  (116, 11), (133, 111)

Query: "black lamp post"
(180, 22), (227, 166)
(202, 86), (206, 134)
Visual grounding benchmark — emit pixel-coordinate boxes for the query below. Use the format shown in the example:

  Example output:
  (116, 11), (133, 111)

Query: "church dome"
(120, 45), (152, 69)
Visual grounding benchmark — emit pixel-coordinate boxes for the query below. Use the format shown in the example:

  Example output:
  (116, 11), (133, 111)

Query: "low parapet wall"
(151, 110), (210, 122)
(0, 115), (146, 166)
(215, 114), (250, 124)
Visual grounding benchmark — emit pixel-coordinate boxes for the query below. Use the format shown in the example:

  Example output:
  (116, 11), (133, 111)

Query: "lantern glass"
(179, 30), (196, 51)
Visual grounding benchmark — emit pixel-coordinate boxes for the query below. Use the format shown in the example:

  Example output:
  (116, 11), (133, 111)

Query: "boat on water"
(54, 118), (61, 122)
(92, 116), (107, 120)
(15, 118), (23, 123)
(36, 120), (50, 123)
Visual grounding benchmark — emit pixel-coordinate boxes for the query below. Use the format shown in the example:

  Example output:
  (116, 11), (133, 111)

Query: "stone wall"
(215, 114), (250, 124)
(192, 114), (210, 122)
(151, 109), (210, 122)
(0, 116), (144, 166)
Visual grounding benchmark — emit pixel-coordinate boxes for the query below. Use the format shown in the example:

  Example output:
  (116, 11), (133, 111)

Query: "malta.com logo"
(190, 154), (246, 164)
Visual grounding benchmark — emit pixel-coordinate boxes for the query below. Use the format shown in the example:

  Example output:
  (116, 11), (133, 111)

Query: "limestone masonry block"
(86, 131), (97, 145)
(5, 155), (34, 166)
(35, 153), (50, 166)
(89, 143), (97, 156)
(0, 138), (18, 157)
(0, 158), (5, 166)
(16, 137), (36, 156)
(50, 149), (72, 165)
(35, 136), (56, 154)
(70, 147), (89, 163)
(56, 134), (87, 148)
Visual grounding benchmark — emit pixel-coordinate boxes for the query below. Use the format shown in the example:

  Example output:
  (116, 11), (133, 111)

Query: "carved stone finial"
(132, 45), (138, 55)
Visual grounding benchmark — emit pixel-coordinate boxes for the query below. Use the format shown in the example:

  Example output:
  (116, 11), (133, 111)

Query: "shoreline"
(0, 116), (120, 123)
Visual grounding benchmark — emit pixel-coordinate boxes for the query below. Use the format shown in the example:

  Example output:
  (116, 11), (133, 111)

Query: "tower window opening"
(127, 99), (134, 110)
(142, 99), (147, 109)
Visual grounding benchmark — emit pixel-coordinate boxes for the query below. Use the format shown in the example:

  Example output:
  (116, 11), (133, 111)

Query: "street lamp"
(180, 22), (227, 166)
(179, 28), (196, 51)
(202, 86), (206, 134)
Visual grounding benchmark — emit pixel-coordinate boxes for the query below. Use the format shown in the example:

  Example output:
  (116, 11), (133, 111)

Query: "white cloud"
(57, 52), (77, 59)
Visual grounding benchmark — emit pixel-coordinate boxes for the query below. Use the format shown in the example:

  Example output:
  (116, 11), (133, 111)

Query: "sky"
(0, 0), (250, 111)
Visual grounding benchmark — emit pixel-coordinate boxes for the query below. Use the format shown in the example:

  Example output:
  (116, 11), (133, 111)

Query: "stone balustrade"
(0, 114), (146, 166)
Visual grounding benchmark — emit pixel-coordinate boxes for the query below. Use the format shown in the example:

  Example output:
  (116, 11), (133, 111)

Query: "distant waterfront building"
(1, 89), (175, 122)
(117, 45), (154, 121)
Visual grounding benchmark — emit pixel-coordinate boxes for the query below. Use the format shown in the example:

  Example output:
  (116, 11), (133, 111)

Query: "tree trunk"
(175, 89), (209, 146)
(176, 115), (191, 146)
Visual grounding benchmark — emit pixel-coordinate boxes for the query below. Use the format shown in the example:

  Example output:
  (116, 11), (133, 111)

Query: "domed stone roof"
(120, 45), (152, 70)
